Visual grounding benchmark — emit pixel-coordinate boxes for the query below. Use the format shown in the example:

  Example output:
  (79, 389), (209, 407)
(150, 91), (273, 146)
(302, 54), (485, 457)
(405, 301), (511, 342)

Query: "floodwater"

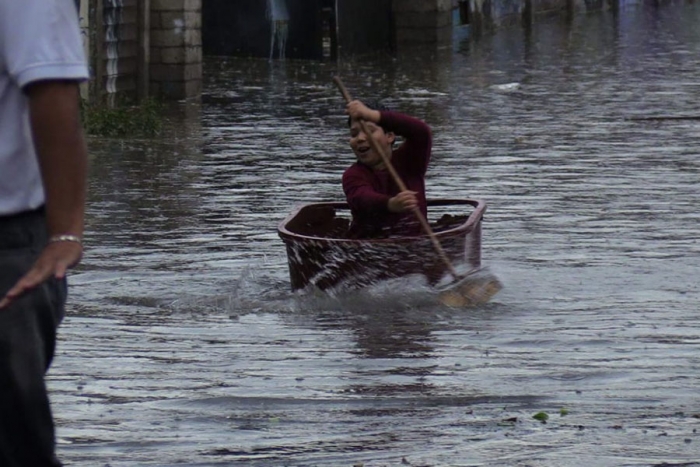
(55, 3), (700, 466)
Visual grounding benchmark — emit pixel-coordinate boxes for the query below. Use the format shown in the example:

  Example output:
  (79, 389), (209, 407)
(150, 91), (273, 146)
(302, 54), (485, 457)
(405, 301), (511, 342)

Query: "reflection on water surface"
(56, 3), (700, 466)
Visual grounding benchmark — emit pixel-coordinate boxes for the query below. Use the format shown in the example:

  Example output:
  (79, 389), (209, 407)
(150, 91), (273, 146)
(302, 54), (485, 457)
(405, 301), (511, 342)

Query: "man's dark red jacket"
(342, 111), (432, 238)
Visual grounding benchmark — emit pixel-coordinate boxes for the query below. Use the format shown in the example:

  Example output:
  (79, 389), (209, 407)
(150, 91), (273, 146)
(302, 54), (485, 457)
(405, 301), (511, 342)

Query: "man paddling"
(342, 100), (432, 238)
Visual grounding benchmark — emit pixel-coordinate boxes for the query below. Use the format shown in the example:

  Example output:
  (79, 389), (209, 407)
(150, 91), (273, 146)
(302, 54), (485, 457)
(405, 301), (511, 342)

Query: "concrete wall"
(82, 0), (623, 102)
(394, 0), (613, 48)
(150, 0), (203, 100)
(336, 0), (393, 56)
(84, 0), (202, 102)
(470, 0), (593, 33)
(202, 0), (269, 57)
(87, 0), (147, 103)
(392, 0), (454, 50)
(202, 0), (331, 60)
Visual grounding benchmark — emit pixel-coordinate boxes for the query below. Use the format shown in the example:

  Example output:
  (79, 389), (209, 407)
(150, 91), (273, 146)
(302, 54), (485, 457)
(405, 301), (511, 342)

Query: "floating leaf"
(560, 408), (570, 416)
(533, 411), (549, 422)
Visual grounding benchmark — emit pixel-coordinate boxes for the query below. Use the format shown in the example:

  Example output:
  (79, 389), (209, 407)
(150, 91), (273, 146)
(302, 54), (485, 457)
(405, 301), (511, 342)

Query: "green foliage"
(80, 98), (163, 137)
(533, 411), (549, 423)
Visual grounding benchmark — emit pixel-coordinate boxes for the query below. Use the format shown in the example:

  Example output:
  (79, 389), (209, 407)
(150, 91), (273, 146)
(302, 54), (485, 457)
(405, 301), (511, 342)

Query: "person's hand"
(388, 191), (418, 213)
(0, 241), (82, 309)
(346, 100), (380, 123)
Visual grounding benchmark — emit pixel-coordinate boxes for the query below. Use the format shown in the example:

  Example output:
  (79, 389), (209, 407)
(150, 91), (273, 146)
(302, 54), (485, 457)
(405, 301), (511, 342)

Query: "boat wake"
(295, 273), (440, 312)
(161, 259), (505, 318)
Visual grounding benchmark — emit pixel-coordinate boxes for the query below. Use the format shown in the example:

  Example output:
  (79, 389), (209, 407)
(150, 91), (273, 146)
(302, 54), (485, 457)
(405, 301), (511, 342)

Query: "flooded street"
(55, 3), (700, 466)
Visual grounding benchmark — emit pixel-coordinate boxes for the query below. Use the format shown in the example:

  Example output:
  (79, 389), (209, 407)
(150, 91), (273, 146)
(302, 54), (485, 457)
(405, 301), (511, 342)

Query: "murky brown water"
(53, 3), (700, 466)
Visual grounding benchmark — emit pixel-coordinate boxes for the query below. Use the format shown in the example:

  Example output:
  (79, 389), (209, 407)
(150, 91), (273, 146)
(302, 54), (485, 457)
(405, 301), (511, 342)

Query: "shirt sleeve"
(0, 0), (89, 88)
(379, 111), (432, 149)
(379, 111), (432, 176)
(342, 166), (391, 214)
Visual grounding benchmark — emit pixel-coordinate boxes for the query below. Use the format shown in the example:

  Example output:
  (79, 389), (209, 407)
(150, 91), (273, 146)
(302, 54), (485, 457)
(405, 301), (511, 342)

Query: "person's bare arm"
(0, 80), (87, 309)
(29, 80), (87, 240)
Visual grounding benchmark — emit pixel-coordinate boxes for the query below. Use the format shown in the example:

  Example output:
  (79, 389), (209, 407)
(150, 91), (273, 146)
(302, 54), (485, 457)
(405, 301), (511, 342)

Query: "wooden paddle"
(333, 76), (502, 306)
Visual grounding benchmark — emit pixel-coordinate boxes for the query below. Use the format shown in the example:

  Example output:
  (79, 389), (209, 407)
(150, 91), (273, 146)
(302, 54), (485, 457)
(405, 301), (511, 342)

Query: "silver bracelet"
(48, 234), (83, 246)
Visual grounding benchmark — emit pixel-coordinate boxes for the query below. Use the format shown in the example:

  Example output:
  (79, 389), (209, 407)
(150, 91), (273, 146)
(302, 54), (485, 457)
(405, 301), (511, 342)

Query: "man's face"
(349, 119), (395, 169)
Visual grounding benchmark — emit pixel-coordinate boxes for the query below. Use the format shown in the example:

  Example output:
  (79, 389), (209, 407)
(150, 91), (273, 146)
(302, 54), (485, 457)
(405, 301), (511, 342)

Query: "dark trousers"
(0, 208), (66, 467)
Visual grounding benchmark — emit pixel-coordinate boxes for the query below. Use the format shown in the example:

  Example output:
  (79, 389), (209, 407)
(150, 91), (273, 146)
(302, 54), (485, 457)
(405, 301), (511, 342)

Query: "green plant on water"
(533, 411), (549, 423)
(80, 97), (163, 137)
(560, 407), (570, 416)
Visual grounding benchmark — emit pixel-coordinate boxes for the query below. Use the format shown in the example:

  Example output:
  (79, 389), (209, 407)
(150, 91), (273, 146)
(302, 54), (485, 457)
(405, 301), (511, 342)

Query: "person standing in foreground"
(342, 100), (432, 238)
(0, 0), (89, 465)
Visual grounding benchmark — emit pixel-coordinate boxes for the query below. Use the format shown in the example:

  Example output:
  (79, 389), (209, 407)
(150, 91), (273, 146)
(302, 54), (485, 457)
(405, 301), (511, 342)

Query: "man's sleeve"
(343, 167), (390, 213)
(1, 0), (88, 88)
(379, 111), (432, 176)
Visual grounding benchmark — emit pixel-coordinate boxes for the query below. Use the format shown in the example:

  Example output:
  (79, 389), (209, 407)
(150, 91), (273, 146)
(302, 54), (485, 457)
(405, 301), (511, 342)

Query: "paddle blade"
(438, 269), (503, 307)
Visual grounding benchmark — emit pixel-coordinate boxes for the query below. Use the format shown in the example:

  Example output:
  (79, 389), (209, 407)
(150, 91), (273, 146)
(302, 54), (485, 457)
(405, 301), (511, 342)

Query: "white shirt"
(0, 0), (89, 216)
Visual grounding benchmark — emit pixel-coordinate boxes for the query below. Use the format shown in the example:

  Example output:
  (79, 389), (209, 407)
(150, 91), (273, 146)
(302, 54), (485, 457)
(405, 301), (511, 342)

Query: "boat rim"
(277, 198), (487, 244)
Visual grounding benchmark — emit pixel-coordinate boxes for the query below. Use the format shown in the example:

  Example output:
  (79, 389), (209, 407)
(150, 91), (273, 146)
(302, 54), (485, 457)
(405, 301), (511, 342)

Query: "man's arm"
(344, 171), (418, 214)
(378, 111), (431, 146)
(28, 80), (87, 239)
(0, 80), (87, 309)
(378, 111), (432, 176)
(342, 168), (391, 214)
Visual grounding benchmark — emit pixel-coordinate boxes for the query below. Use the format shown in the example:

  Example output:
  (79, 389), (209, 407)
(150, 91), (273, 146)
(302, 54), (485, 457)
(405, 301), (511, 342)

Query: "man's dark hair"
(347, 100), (391, 130)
